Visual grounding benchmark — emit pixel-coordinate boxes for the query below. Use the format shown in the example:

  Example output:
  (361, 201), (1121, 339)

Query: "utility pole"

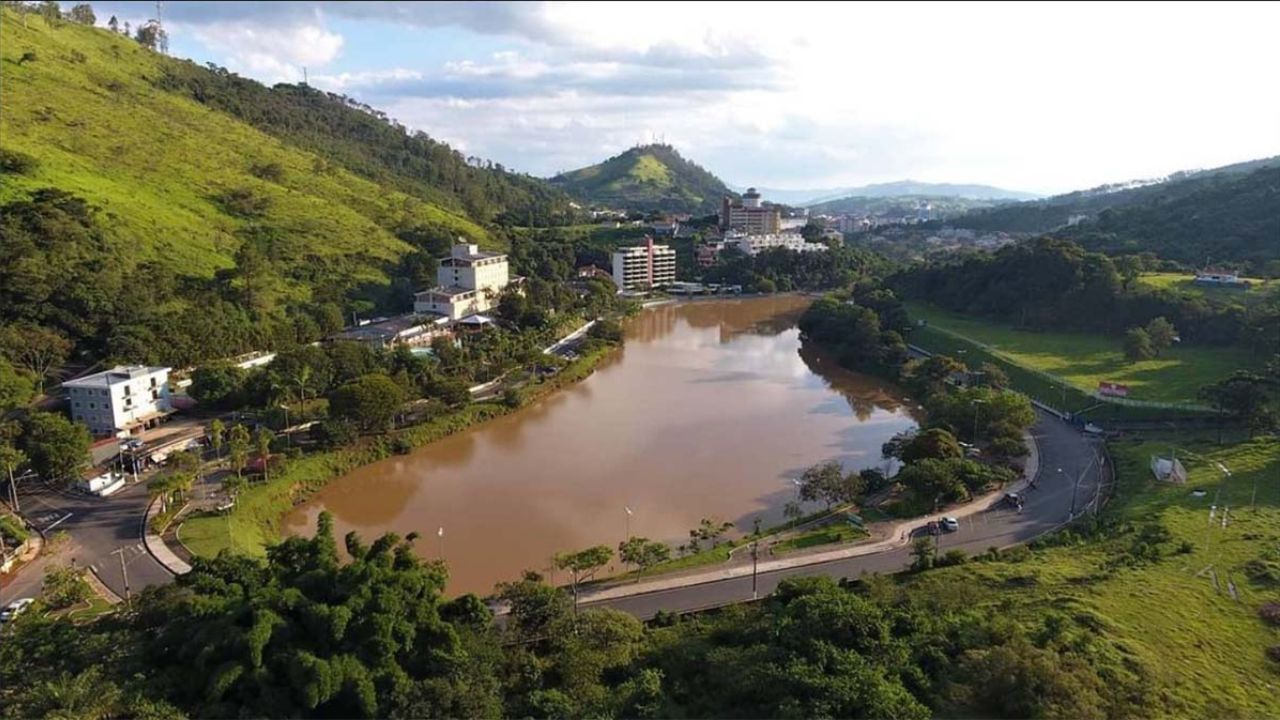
(971, 399), (985, 443)
(6, 466), (18, 513)
(750, 539), (759, 600)
(112, 547), (132, 609)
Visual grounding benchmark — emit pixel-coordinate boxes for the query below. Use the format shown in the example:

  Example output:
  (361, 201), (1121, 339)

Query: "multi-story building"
(611, 237), (676, 291)
(723, 231), (828, 256)
(413, 242), (519, 320)
(720, 187), (781, 234)
(64, 365), (173, 438)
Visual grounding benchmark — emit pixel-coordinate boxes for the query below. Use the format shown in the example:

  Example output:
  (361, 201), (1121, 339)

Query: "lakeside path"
(580, 409), (1105, 618)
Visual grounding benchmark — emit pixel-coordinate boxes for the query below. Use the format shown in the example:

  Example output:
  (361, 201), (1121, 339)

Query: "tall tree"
(20, 412), (89, 483)
(254, 427), (274, 481)
(227, 424), (250, 478)
(554, 545), (613, 612)
(67, 3), (95, 25)
(208, 419), (225, 460)
(618, 537), (670, 579)
(0, 324), (71, 395)
(1124, 327), (1154, 361)
(1145, 316), (1178, 356)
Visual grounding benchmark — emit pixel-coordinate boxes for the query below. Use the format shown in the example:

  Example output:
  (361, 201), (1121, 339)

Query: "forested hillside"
(550, 144), (733, 214)
(0, 9), (570, 370)
(953, 157), (1280, 251)
(1060, 165), (1280, 272)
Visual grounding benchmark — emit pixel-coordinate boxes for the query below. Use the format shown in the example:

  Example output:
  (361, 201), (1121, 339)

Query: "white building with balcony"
(413, 242), (520, 320)
(611, 237), (677, 291)
(64, 366), (173, 438)
(723, 231), (828, 256)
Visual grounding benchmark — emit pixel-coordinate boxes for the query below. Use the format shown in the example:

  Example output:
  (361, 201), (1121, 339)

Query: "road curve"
(583, 410), (1105, 618)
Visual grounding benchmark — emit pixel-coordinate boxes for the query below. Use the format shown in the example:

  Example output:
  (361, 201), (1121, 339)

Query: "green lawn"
(772, 523), (869, 554)
(1138, 272), (1272, 305)
(904, 434), (1280, 717)
(905, 301), (1255, 405)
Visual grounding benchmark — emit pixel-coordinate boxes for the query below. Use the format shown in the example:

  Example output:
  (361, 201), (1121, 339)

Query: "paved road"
(584, 411), (1105, 618)
(1, 476), (172, 604)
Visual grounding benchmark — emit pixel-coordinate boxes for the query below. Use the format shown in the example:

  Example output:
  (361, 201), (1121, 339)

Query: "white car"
(941, 516), (960, 532)
(0, 598), (35, 623)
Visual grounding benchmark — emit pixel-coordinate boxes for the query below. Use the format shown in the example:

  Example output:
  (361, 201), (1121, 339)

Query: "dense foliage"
(891, 237), (1280, 353)
(0, 516), (1160, 720)
(706, 245), (890, 294)
(550, 144), (734, 214)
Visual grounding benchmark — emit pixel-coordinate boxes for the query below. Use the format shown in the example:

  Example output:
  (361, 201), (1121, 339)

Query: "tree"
(20, 412), (89, 483)
(134, 20), (167, 52)
(910, 536), (935, 571)
(687, 517), (734, 551)
(1123, 327), (1155, 362)
(1200, 372), (1277, 438)
(227, 424), (250, 478)
(254, 427), (274, 481)
(107, 14), (118, 32)
(901, 428), (963, 463)
(208, 419), (225, 460)
(977, 362), (1009, 389)
(896, 458), (967, 510)
(618, 537), (670, 580)
(0, 441), (27, 512)
(783, 500), (803, 523)
(1144, 316), (1177, 356)
(43, 565), (91, 609)
(36, 0), (60, 23)
(0, 323), (71, 395)
(67, 3), (95, 25)
(554, 545), (613, 610)
(798, 461), (863, 510)
(188, 365), (245, 409)
(329, 373), (406, 432)
(0, 357), (35, 412)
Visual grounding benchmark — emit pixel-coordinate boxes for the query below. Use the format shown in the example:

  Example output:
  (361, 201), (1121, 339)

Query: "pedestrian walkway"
(143, 497), (191, 575)
(577, 428), (1041, 606)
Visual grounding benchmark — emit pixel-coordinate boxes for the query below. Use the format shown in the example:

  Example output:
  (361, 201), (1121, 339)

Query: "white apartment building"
(724, 231), (828, 256)
(64, 366), (173, 438)
(413, 242), (519, 320)
(612, 238), (677, 291)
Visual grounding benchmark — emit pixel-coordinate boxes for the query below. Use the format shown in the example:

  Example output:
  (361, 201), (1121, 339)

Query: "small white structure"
(1193, 270), (1247, 288)
(64, 366), (173, 438)
(79, 471), (126, 497)
(414, 242), (519, 320)
(1151, 455), (1188, 484)
(611, 237), (677, 291)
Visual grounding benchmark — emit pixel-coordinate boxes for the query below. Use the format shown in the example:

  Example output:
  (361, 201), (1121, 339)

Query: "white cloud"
(179, 18), (344, 84)
(107, 1), (1280, 191)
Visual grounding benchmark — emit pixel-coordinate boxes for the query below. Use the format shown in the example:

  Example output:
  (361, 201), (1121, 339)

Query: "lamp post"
(111, 547), (132, 609)
(625, 505), (633, 543)
(750, 539), (759, 600)
(971, 399), (986, 443)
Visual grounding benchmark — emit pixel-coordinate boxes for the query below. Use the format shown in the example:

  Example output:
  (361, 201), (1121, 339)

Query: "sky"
(85, 1), (1280, 195)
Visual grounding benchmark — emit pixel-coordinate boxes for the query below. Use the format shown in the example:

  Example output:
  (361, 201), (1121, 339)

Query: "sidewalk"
(577, 429), (1041, 605)
(143, 497), (191, 575)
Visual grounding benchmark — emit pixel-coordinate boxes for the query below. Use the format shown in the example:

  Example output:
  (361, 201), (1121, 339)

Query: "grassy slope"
(551, 144), (729, 213)
(0, 12), (486, 290)
(905, 301), (1255, 404)
(1137, 272), (1273, 305)
(906, 436), (1280, 717)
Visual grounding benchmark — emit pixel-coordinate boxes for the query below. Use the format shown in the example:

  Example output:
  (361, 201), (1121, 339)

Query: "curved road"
(585, 410), (1105, 618)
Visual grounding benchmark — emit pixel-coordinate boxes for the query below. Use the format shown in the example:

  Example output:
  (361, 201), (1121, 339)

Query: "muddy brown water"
(283, 296), (919, 595)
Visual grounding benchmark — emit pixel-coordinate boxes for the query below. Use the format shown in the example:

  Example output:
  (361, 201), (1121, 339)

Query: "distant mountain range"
(549, 144), (734, 215)
(731, 182), (1042, 207)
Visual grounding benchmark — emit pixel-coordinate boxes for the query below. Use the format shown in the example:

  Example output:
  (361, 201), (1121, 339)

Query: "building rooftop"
(334, 314), (448, 343)
(416, 285), (480, 298)
(64, 365), (170, 389)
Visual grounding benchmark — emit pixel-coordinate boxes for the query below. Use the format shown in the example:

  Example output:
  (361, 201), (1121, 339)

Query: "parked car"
(1002, 491), (1022, 506)
(0, 598), (34, 624)
(941, 516), (960, 532)
(924, 520), (941, 536)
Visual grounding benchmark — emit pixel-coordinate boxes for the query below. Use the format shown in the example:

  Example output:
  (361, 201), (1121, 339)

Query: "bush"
(43, 566), (91, 609)
(938, 549), (968, 567)
(0, 147), (39, 174)
(312, 419), (357, 449)
(1268, 646), (1280, 665)
(1244, 553), (1280, 586)
(1260, 602), (1280, 626)
(587, 319), (623, 344)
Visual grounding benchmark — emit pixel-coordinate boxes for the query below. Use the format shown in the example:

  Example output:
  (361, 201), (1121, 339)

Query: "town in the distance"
(0, 2), (1277, 719)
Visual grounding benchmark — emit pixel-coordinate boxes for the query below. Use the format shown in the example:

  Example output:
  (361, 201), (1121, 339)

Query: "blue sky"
(84, 1), (1280, 194)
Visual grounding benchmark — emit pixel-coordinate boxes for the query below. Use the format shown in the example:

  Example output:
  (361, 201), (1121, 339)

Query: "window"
(150, 377), (157, 388)
(151, 390), (159, 400)
(88, 402), (95, 410)
(74, 402), (81, 408)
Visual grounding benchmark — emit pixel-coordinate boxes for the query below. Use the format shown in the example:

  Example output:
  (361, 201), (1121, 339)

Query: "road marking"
(45, 512), (73, 531)
(90, 565), (97, 573)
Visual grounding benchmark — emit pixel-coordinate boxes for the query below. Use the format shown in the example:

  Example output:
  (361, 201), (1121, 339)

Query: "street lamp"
(750, 539), (760, 600)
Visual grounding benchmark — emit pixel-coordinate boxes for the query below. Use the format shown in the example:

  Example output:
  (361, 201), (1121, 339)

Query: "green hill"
(0, 10), (569, 367)
(550, 144), (733, 214)
(953, 157), (1280, 238)
(807, 194), (1004, 219)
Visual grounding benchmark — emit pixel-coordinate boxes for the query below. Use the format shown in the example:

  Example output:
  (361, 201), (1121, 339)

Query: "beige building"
(720, 187), (781, 234)
(612, 237), (676, 291)
(414, 242), (519, 320)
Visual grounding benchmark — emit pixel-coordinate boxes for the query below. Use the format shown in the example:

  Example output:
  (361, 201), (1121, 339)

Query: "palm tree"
(16, 668), (122, 720)
(209, 419), (226, 460)
(255, 427), (275, 482)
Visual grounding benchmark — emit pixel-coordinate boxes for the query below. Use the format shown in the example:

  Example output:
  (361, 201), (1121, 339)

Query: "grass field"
(905, 301), (1255, 406)
(904, 434), (1280, 717)
(1, 11), (487, 297)
(1138, 272), (1273, 305)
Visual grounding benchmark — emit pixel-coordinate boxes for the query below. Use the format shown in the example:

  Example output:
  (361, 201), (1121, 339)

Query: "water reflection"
(284, 296), (917, 596)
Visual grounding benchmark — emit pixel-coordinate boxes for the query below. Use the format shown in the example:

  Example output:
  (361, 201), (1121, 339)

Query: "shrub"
(1267, 646), (1280, 665)
(214, 186), (271, 218)
(1244, 553), (1280, 586)
(1259, 602), (1280, 626)
(43, 566), (92, 609)
(0, 147), (39, 174)
(312, 419), (358, 449)
(938, 549), (968, 567)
